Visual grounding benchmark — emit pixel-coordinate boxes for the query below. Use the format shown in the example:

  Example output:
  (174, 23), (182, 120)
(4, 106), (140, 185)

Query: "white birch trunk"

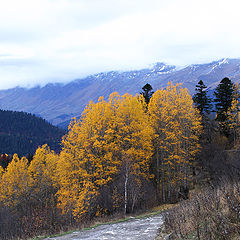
(124, 166), (129, 217)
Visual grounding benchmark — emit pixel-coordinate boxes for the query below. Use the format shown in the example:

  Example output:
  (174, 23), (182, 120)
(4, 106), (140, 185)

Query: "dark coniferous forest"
(0, 110), (65, 155)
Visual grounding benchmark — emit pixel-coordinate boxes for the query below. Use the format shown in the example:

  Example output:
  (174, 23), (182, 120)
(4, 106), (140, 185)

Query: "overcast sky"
(0, 0), (240, 89)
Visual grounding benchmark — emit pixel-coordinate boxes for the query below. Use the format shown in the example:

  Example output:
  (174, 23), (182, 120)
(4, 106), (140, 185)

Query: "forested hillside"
(0, 83), (202, 239)
(0, 79), (240, 240)
(0, 110), (65, 155)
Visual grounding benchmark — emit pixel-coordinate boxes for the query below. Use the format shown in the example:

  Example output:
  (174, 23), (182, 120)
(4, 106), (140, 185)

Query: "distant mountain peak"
(151, 62), (176, 74)
(1, 58), (240, 128)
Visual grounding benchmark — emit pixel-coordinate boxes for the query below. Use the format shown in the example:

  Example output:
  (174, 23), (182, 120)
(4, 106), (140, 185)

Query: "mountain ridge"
(0, 58), (240, 128)
(0, 109), (65, 155)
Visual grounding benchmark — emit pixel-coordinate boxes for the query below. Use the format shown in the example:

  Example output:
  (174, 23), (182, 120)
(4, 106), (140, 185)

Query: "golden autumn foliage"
(148, 83), (202, 202)
(109, 93), (154, 215)
(113, 93), (153, 179)
(56, 94), (121, 218)
(0, 83), (204, 238)
(0, 165), (3, 177)
(28, 144), (59, 209)
(227, 83), (240, 144)
(56, 92), (154, 218)
(0, 154), (31, 210)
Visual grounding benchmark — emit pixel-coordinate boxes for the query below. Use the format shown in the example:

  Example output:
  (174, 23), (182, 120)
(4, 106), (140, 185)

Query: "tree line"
(193, 78), (240, 140)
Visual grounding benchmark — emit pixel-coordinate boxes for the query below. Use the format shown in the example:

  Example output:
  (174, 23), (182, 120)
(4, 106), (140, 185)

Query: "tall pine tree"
(193, 80), (212, 115)
(214, 77), (234, 135)
(140, 83), (154, 104)
(214, 77), (234, 122)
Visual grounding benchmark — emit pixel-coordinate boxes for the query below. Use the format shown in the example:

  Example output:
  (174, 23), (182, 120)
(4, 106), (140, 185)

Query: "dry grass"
(159, 179), (240, 240)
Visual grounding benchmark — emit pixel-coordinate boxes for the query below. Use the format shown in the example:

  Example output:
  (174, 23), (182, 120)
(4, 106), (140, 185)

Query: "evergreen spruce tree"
(214, 77), (234, 135)
(193, 80), (212, 114)
(214, 77), (234, 122)
(140, 83), (154, 104)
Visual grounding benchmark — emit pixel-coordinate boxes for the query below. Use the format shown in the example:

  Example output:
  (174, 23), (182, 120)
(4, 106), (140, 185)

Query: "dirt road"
(45, 213), (163, 240)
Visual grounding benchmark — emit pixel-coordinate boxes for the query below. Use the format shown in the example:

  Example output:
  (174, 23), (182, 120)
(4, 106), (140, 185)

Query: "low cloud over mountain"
(0, 58), (239, 128)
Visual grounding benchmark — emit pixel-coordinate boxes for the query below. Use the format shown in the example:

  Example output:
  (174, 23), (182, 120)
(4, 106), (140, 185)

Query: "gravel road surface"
(45, 214), (163, 240)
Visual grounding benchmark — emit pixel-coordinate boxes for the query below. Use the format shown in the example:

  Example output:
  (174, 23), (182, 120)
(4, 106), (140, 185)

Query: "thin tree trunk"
(161, 150), (166, 203)
(234, 129), (236, 146)
(184, 163), (188, 189)
(168, 165), (171, 202)
(196, 224), (201, 240)
(156, 145), (160, 202)
(124, 166), (129, 217)
(131, 193), (137, 213)
(156, 146), (159, 185)
(161, 175), (165, 203)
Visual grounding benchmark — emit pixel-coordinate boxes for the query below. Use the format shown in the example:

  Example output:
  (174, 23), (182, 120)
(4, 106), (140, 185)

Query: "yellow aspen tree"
(112, 93), (153, 216)
(56, 95), (121, 219)
(227, 99), (240, 144)
(0, 154), (31, 213)
(176, 86), (202, 189)
(57, 92), (153, 218)
(148, 89), (167, 202)
(28, 144), (58, 210)
(227, 83), (240, 144)
(0, 165), (4, 194)
(149, 83), (202, 202)
(0, 165), (3, 177)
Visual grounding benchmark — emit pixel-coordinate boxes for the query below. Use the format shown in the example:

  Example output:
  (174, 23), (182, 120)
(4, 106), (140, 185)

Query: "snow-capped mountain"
(0, 58), (240, 128)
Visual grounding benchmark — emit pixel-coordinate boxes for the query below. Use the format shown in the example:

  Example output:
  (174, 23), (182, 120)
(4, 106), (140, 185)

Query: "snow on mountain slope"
(0, 58), (240, 128)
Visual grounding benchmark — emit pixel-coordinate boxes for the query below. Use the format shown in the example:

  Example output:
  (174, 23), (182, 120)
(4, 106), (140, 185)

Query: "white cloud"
(0, 0), (240, 89)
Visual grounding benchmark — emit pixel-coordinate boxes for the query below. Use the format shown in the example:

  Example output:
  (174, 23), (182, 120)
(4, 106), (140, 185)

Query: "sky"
(1, 0), (240, 89)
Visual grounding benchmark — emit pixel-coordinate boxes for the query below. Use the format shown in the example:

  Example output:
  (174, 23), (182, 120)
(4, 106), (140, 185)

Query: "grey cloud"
(0, 0), (240, 89)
